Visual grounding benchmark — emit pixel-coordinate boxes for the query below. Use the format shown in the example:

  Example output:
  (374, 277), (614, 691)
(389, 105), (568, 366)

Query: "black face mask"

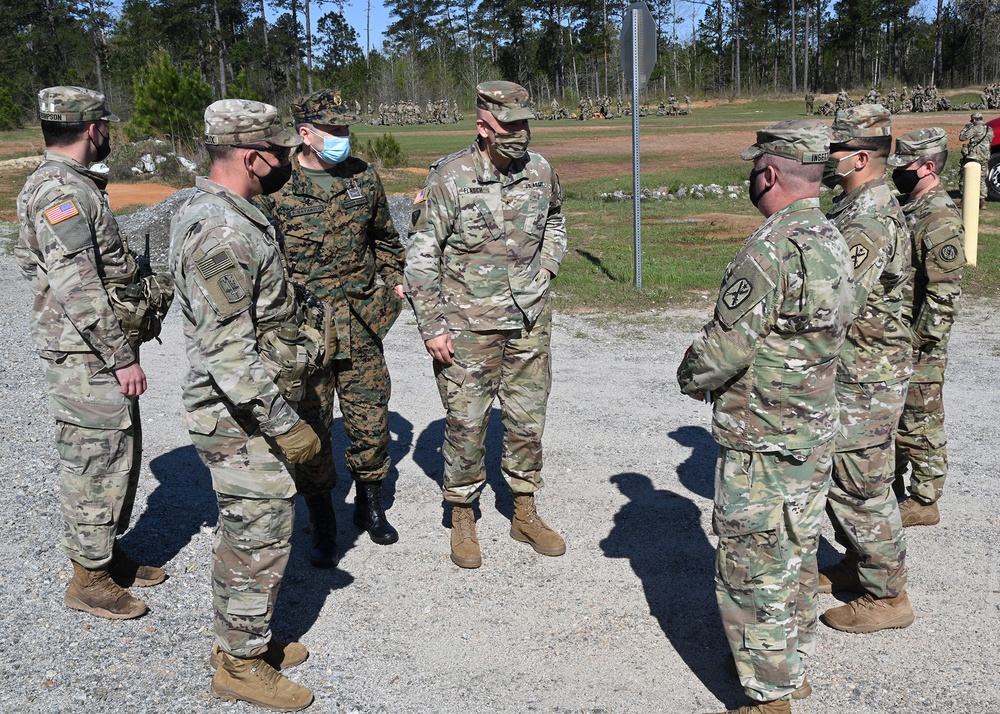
(892, 168), (921, 195)
(92, 128), (111, 162)
(255, 156), (293, 195)
(749, 166), (771, 208)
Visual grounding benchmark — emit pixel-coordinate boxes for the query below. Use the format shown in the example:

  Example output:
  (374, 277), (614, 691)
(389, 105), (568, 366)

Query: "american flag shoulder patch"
(196, 249), (236, 279)
(414, 188), (426, 204)
(44, 200), (80, 225)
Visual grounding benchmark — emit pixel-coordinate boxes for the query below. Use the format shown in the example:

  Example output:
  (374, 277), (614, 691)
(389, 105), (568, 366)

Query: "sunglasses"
(234, 143), (292, 162)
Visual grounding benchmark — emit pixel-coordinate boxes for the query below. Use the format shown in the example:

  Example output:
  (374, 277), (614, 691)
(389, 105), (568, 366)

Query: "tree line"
(2, 0), (998, 132)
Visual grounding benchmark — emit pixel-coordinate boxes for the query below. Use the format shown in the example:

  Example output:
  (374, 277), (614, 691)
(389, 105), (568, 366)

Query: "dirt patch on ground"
(106, 183), (178, 210)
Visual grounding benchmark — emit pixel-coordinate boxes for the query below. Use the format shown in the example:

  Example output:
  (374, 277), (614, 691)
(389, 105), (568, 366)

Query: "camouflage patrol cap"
(887, 127), (948, 167)
(831, 103), (892, 141)
(476, 81), (534, 122)
(740, 120), (830, 163)
(37, 86), (120, 123)
(972, 112), (984, 121)
(290, 89), (360, 126)
(204, 99), (301, 147)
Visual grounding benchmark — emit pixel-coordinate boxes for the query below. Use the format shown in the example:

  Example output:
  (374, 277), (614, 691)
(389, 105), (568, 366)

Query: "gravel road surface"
(1, 238), (997, 714)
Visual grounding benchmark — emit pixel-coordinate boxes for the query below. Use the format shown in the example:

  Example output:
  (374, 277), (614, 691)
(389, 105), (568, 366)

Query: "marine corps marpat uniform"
(16, 86), (171, 620)
(888, 129), (966, 526)
(677, 121), (855, 709)
(256, 89), (405, 556)
(405, 81), (567, 568)
(958, 113), (993, 205)
(169, 100), (317, 711)
(819, 106), (914, 633)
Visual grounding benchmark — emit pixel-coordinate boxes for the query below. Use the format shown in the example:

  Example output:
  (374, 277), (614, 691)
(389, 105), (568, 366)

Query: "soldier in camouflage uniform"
(958, 112), (993, 208)
(256, 89), (406, 563)
(677, 121), (855, 714)
(405, 81), (567, 570)
(16, 86), (168, 621)
(818, 105), (915, 634)
(169, 99), (321, 712)
(888, 129), (966, 528)
(804, 93), (814, 115)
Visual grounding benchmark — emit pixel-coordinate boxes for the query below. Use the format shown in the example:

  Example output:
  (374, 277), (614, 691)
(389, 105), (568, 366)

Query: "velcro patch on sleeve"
(716, 255), (777, 330)
(44, 200), (79, 224)
(934, 237), (966, 272)
(413, 188), (426, 204)
(194, 247), (251, 319)
(847, 232), (879, 277)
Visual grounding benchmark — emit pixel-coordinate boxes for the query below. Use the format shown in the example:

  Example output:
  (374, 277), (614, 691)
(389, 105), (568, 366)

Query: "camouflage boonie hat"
(887, 127), (948, 167)
(204, 99), (302, 147)
(740, 120), (830, 163)
(290, 89), (360, 126)
(37, 86), (120, 123)
(831, 103), (892, 142)
(476, 81), (534, 122)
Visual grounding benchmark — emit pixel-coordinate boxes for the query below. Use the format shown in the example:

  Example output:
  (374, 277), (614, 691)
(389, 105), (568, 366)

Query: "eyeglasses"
(234, 143), (292, 162)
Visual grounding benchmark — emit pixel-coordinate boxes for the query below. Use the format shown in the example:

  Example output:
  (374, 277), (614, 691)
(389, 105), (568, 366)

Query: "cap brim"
(267, 128), (304, 148)
(886, 154), (914, 167)
(494, 107), (535, 122)
(740, 145), (764, 161)
(103, 111), (122, 123)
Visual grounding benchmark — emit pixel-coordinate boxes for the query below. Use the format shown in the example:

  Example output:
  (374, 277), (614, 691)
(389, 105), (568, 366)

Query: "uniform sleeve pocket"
(184, 409), (220, 436)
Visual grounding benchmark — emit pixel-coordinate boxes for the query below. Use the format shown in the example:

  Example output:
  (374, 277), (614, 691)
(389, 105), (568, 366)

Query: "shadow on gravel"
(599, 429), (744, 707)
(412, 408), (509, 528)
(128, 445), (217, 566)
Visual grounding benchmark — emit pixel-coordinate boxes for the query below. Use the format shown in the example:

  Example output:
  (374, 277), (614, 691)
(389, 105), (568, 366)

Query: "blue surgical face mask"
(308, 127), (350, 164)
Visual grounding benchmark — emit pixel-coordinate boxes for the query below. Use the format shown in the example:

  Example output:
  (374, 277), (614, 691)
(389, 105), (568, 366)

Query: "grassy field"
(2, 94), (997, 310)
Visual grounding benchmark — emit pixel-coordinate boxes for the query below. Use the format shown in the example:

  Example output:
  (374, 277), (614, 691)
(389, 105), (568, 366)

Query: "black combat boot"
(303, 493), (338, 568)
(353, 480), (399, 545)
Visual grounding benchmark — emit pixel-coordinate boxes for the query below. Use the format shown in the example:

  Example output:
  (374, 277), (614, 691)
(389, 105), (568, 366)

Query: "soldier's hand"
(275, 420), (322, 464)
(115, 363), (147, 398)
(393, 284), (405, 299)
(425, 334), (454, 365)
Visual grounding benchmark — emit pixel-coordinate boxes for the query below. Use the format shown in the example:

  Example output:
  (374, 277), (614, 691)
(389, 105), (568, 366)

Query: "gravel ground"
(1, 232), (998, 714)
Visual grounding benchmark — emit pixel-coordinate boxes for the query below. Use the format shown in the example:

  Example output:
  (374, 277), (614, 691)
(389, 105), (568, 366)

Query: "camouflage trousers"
(188, 406), (296, 658)
(294, 321), (392, 497)
(434, 301), (552, 504)
(43, 351), (141, 569)
(959, 157), (988, 202)
(828, 380), (908, 598)
(895, 381), (948, 504)
(713, 442), (833, 703)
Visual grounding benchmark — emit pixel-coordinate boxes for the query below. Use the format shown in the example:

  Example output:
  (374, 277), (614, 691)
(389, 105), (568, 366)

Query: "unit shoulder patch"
(194, 247), (251, 319)
(846, 232), (879, 277)
(717, 255), (777, 329)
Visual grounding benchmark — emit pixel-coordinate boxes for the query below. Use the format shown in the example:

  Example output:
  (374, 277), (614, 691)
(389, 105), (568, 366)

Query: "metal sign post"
(621, 2), (656, 290)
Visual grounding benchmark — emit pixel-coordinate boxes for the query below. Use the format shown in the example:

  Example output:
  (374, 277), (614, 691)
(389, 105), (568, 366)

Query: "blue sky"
(340, 0), (391, 55)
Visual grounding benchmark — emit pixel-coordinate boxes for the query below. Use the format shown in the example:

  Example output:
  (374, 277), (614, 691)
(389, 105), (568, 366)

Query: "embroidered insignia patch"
(716, 255), (777, 329)
(414, 188), (426, 204)
(722, 278), (752, 309)
(196, 250), (235, 279)
(219, 273), (246, 303)
(345, 179), (364, 201)
(44, 201), (79, 225)
(850, 243), (870, 270)
(939, 244), (958, 262)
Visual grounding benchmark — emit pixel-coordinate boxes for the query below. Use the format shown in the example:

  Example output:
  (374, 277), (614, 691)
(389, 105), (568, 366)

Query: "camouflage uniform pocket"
(43, 352), (132, 429)
(227, 592), (269, 617)
(744, 622), (786, 653)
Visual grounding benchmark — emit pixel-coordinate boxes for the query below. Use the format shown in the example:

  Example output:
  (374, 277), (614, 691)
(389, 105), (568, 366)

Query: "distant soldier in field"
(405, 81), (567, 570)
(959, 112), (993, 208)
(899, 86), (909, 113)
(16, 86), (172, 621)
(819, 105), (915, 634)
(677, 120), (855, 714)
(685, 95), (692, 114)
(888, 128), (966, 528)
(887, 87), (898, 113)
(255, 89), (406, 562)
(836, 89), (850, 111)
(805, 93), (815, 114)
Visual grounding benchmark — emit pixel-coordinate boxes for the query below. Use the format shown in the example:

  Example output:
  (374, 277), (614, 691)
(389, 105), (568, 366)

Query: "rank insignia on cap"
(44, 200), (79, 225)
(414, 188), (426, 204)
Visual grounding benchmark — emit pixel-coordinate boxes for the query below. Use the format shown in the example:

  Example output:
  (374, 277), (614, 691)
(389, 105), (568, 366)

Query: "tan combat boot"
(708, 699), (792, 714)
(818, 552), (862, 594)
(109, 540), (167, 587)
(822, 592), (914, 634)
(898, 497), (940, 527)
(510, 494), (566, 556)
(450, 504), (482, 569)
(724, 653), (811, 699)
(64, 560), (148, 620)
(210, 650), (313, 712)
(210, 641), (308, 671)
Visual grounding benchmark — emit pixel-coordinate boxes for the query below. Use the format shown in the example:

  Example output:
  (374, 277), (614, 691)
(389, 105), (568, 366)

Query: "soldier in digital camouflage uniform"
(16, 86), (169, 621)
(677, 120), (855, 714)
(817, 105), (915, 634)
(256, 89), (406, 564)
(169, 99), (322, 712)
(888, 128), (966, 528)
(405, 81), (567, 570)
(959, 112), (993, 208)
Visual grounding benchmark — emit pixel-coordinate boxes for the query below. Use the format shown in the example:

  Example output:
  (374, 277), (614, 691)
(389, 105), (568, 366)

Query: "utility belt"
(257, 283), (334, 402)
(103, 257), (175, 350)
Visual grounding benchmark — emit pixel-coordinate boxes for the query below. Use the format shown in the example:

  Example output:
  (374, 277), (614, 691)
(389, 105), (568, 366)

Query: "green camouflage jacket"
(959, 122), (993, 164)
(677, 198), (856, 452)
(900, 183), (965, 382)
(255, 155), (404, 358)
(169, 177), (299, 438)
(827, 177), (913, 384)
(404, 141), (567, 340)
(16, 151), (137, 369)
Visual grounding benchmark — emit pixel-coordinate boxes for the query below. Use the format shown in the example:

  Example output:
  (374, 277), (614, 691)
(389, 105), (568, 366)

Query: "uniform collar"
(43, 150), (109, 190)
(195, 176), (271, 230)
(829, 176), (888, 217)
(471, 140), (529, 185)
